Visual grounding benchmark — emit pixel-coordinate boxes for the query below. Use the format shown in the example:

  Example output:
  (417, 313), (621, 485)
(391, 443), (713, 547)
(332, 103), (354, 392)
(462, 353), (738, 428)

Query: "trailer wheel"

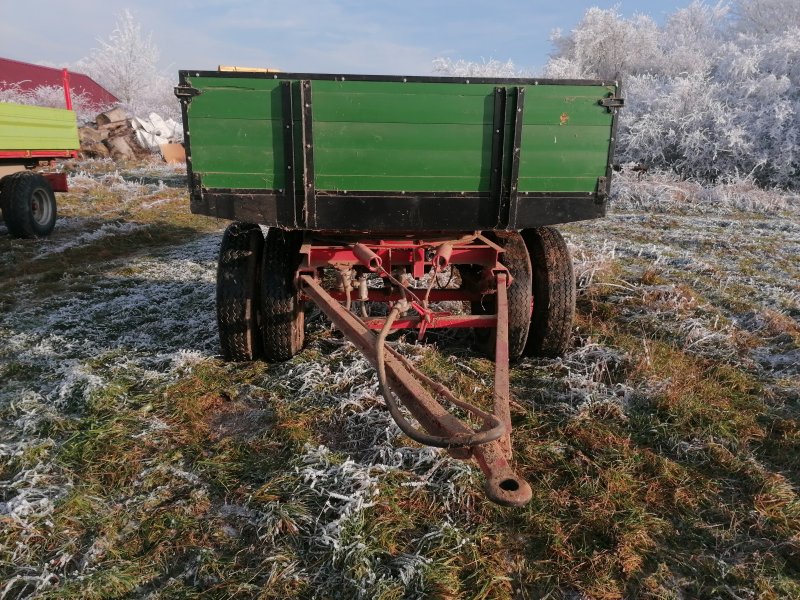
(216, 222), (265, 361)
(1, 171), (57, 238)
(260, 228), (305, 361)
(470, 231), (532, 362)
(522, 227), (575, 357)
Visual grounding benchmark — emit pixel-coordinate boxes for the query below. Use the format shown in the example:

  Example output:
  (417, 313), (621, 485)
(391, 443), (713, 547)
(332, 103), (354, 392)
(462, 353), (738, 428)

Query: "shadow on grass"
(0, 220), (209, 284)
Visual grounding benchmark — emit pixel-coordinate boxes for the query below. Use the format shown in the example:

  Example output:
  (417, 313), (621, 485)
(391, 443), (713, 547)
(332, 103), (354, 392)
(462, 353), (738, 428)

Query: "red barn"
(0, 56), (118, 107)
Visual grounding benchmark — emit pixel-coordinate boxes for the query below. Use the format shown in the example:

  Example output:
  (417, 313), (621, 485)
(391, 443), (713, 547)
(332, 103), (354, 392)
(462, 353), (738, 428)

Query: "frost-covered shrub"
(546, 2), (800, 189)
(432, 57), (522, 78)
(548, 8), (662, 79)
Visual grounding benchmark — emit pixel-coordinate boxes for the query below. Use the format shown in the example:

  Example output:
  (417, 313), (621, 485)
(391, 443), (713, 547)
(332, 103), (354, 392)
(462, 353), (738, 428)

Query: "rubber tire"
(1, 171), (57, 238)
(216, 222), (265, 361)
(522, 227), (575, 357)
(260, 228), (305, 362)
(471, 231), (533, 362)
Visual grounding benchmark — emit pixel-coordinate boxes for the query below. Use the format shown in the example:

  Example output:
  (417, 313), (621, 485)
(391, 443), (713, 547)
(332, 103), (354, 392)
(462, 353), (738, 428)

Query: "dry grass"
(1, 159), (798, 599)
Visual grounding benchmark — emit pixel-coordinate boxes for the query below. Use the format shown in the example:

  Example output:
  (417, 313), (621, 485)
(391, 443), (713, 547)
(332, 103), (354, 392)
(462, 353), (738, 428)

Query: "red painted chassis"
(294, 233), (533, 506)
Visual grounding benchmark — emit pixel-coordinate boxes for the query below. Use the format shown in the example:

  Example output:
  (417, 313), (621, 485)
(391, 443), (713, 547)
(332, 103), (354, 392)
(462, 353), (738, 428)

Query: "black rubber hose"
(374, 306), (506, 448)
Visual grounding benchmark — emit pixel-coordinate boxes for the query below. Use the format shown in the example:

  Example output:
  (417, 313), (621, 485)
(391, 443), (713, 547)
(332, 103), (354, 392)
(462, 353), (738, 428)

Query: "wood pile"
(79, 108), (184, 162)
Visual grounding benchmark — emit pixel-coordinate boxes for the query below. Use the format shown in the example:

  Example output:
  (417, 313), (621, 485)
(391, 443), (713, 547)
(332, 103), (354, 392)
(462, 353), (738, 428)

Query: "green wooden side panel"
(188, 81), (291, 189)
(0, 102), (79, 151)
(186, 76), (615, 194)
(313, 122), (491, 191)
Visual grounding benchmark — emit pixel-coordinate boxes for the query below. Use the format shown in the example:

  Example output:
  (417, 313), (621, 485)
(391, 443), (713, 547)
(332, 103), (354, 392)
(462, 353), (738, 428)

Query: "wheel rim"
(30, 189), (52, 226)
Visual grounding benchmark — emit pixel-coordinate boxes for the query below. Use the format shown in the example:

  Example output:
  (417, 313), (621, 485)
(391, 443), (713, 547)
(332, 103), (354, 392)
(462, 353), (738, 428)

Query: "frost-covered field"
(0, 161), (798, 599)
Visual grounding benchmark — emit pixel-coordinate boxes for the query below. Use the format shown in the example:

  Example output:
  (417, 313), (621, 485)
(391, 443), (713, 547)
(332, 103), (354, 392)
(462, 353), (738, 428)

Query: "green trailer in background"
(177, 70), (622, 506)
(0, 102), (79, 238)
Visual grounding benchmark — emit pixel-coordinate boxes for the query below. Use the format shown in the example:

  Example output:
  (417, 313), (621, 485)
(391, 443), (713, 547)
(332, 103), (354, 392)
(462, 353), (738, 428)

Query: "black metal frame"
(177, 71), (621, 232)
(178, 70), (616, 87)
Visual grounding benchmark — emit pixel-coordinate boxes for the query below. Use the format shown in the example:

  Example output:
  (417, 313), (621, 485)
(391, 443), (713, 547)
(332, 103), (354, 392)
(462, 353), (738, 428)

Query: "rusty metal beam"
(299, 273), (532, 506)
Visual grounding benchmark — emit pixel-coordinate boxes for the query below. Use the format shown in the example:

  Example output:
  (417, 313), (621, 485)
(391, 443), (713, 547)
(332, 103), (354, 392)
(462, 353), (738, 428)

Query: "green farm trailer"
(177, 70), (622, 506)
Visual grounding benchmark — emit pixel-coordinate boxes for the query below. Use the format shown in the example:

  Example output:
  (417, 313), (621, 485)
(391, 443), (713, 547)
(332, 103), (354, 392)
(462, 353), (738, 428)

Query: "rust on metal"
(298, 245), (533, 506)
(353, 242), (383, 271)
(493, 272), (513, 459)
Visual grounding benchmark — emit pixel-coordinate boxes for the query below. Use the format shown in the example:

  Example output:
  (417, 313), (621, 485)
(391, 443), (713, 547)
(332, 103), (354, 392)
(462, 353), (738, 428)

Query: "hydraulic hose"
(374, 305), (506, 448)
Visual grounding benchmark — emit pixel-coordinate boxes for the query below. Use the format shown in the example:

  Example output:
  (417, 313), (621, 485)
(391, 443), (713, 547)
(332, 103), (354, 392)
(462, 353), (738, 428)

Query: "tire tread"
(523, 227), (575, 357)
(217, 222), (264, 361)
(261, 228), (304, 361)
(1, 171), (57, 238)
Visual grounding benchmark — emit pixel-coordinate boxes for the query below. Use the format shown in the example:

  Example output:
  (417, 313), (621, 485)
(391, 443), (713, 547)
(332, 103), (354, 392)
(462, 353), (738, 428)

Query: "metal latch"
(174, 85), (201, 100)
(599, 96), (624, 111)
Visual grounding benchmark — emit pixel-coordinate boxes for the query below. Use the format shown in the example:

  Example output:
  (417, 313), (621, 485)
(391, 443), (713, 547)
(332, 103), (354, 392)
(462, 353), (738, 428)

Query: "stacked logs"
(78, 108), (184, 162)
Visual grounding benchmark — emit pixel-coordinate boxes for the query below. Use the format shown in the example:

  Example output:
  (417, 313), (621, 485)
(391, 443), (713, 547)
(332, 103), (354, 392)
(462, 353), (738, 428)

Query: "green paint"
(186, 76), (615, 194)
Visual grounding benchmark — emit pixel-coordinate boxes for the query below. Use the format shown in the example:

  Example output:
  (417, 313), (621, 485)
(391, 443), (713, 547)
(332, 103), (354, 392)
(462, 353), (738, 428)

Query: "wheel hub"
(31, 189), (52, 226)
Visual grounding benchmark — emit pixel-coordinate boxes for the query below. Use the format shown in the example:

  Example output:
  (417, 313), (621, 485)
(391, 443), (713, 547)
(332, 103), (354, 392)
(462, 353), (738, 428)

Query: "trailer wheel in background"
(1, 171), (57, 238)
(260, 228), (305, 362)
(470, 231), (533, 362)
(217, 222), (265, 361)
(522, 227), (575, 357)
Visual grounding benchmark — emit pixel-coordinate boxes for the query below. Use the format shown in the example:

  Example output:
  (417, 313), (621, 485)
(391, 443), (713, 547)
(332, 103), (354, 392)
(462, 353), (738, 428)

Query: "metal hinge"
(174, 85), (201, 100)
(596, 176), (609, 202)
(599, 96), (624, 111)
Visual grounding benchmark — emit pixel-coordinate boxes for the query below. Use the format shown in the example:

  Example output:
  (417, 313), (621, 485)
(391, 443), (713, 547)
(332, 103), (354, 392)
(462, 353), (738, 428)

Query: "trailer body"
(0, 102), (79, 238)
(177, 70), (623, 505)
(0, 102), (79, 161)
(178, 72), (620, 233)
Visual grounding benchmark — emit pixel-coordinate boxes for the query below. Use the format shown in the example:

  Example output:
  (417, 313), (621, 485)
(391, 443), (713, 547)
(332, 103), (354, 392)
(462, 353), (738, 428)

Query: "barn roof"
(0, 56), (119, 107)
